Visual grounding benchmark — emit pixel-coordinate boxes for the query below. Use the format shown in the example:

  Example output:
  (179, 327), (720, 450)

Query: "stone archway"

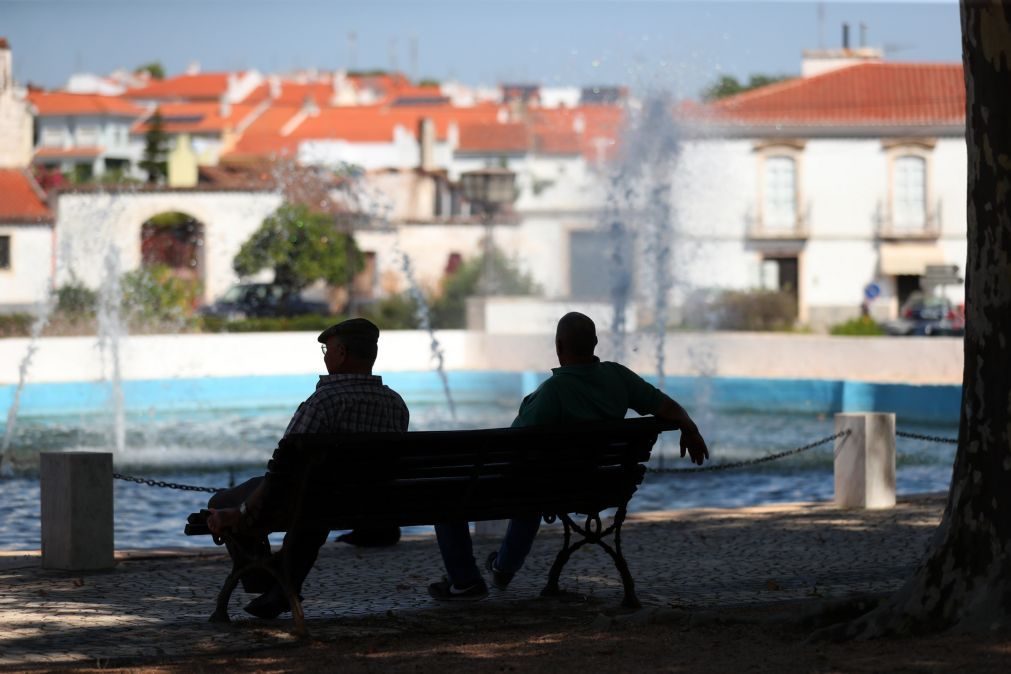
(140, 211), (205, 285)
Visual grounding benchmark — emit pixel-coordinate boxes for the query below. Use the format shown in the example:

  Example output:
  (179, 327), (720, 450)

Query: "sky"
(2, 0), (962, 99)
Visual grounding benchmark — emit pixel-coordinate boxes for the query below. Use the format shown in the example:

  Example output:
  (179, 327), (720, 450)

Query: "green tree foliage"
(55, 277), (97, 318)
(134, 62), (165, 80)
(702, 73), (790, 101)
(121, 264), (201, 323)
(232, 202), (363, 293)
(140, 109), (168, 184)
(829, 316), (885, 336)
(430, 248), (540, 329)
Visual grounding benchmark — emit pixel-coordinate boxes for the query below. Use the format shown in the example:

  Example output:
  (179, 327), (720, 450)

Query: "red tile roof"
(707, 62), (965, 127)
(458, 122), (529, 153)
(131, 102), (259, 135)
(0, 169), (53, 223)
(34, 146), (103, 158)
(126, 73), (231, 101)
(28, 91), (143, 117)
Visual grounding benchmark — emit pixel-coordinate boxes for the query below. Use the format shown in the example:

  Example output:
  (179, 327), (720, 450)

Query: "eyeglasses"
(320, 344), (327, 356)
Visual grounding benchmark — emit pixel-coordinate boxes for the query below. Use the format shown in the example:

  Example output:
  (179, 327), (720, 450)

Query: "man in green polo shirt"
(429, 311), (709, 600)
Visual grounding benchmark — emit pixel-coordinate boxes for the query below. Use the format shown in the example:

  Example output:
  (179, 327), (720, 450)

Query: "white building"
(28, 91), (145, 181)
(0, 169), (53, 312)
(0, 38), (33, 169)
(675, 53), (966, 327)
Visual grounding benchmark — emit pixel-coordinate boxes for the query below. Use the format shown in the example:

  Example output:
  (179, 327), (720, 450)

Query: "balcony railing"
(874, 199), (942, 240)
(744, 202), (811, 240)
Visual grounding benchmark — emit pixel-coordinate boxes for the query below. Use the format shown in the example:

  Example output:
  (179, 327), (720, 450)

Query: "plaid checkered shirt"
(282, 374), (409, 436)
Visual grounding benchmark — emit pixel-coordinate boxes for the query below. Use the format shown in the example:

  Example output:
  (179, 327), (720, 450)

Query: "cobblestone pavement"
(0, 495), (944, 667)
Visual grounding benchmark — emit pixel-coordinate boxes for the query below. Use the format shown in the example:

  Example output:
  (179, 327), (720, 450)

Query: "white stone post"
(40, 452), (115, 570)
(834, 413), (896, 509)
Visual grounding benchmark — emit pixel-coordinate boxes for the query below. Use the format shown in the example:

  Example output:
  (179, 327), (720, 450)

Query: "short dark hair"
(556, 312), (597, 358)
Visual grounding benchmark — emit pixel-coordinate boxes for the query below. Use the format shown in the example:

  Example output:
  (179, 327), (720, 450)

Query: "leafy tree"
(702, 73), (790, 101)
(233, 202), (363, 294)
(817, 1), (1011, 639)
(429, 247), (539, 329)
(134, 62), (165, 80)
(121, 264), (201, 324)
(140, 109), (168, 184)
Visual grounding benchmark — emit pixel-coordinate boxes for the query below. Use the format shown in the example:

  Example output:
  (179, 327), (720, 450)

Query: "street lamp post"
(460, 168), (517, 295)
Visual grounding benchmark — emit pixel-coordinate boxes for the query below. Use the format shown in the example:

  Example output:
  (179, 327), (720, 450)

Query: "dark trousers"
(434, 515), (541, 586)
(208, 476), (329, 594)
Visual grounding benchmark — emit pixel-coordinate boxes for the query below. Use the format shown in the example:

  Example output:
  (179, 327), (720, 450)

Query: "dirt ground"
(16, 598), (1011, 674)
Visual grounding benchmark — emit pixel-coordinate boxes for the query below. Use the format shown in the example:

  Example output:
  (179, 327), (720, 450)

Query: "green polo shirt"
(511, 359), (664, 428)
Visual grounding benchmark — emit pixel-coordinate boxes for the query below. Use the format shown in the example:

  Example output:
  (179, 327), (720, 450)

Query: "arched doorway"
(140, 211), (205, 284)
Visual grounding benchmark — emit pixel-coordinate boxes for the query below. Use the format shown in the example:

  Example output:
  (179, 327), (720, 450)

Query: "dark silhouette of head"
(555, 312), (598, 366)
(317, 318), (380, 374)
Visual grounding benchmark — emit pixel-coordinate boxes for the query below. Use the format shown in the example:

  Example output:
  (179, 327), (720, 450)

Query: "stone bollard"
(834, 413), (896, 509)
(40, 452), (115, 570)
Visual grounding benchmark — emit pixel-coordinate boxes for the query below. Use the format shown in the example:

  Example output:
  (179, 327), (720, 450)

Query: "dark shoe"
(427, 577), (489, 602)
(243, 585), (303, 619)
(485, 552), (515, 590)
(335, 527), (401, 547)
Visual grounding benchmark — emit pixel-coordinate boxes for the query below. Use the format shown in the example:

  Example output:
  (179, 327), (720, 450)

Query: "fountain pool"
(0, 382), (958, 551)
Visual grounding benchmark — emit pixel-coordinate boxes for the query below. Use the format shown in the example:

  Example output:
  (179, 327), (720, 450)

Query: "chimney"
(418, 117), (436, 171)
(269, 75), (281, 99)
(842, 23), (850, 50)
(219, 95), (231, 120)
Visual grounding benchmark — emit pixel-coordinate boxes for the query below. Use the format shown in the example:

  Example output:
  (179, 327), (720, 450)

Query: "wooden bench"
(185, 416), (676, 635)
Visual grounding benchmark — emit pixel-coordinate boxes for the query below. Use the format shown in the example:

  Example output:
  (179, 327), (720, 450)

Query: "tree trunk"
(818, 1), (1011, 639)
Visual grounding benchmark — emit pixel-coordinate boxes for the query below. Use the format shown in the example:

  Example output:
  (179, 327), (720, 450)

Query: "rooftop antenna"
(389, 37), (398, 73)
(860, 22), (867, 48)
(347, 31), (357, 71)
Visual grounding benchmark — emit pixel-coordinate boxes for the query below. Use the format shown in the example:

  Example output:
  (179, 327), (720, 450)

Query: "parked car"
(199, 283), (330, 320)
(884, 293), (965, 336)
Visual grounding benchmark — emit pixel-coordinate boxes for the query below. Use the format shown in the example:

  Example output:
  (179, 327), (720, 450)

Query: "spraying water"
(0, 287), (58, 474)
(395, 241), (457, 424)
(96, 245), (127, 456)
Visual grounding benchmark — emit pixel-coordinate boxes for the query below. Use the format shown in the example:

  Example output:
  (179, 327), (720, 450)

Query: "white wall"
(0, 330), (964, 386)
(54, 190), (283, 302)
(0, 223), (53, 308)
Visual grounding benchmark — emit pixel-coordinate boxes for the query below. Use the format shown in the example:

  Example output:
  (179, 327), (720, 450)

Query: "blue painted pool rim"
(1, 371), (961, 425)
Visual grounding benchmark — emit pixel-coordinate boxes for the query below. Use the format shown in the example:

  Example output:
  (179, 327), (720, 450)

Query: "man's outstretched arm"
(656, 396), (709, 466)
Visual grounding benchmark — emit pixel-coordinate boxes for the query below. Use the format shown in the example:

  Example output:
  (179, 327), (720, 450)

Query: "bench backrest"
(260, 417), (675, 530)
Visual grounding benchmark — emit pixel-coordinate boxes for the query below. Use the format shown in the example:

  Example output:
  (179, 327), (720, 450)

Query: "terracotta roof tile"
(0, 169), (53, 223)
(707, 62), (964, 126)
(28, 91), (143, 117)
(131, 102), (258, 134)
(458, 122), (529, 152)
(34, 146), (103, 158)
(126, 73), (231, 101)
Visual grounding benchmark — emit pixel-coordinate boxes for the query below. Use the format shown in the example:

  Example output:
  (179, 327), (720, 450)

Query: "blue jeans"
(434, 515), (542, 586)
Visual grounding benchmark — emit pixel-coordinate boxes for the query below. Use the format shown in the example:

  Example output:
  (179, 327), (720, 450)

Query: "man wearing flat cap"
(207, 317), (409, 619)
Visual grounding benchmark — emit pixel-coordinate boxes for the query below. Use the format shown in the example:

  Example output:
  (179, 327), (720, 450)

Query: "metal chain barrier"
(113, 472), (224, 493)
(896, 430), (958, 445)
(648, 429), (850, 474)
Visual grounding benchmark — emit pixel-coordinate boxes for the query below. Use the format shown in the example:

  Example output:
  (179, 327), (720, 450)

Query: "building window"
(77, 124), (100, 147)
(40, 126), (65, 147)
(893, 155), (927, 230)
(763, 156), (797, 229)
(0, 235), (10, 270)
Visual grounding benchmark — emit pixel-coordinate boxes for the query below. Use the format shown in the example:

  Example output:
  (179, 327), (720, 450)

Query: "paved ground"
(0, 494), (944, 667)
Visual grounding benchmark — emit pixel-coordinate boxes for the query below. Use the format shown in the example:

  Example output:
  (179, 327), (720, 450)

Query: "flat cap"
(317, 317), (380, 344)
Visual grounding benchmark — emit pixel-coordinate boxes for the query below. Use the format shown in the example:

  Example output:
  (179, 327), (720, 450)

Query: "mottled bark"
(818, 0), (1011, 639)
